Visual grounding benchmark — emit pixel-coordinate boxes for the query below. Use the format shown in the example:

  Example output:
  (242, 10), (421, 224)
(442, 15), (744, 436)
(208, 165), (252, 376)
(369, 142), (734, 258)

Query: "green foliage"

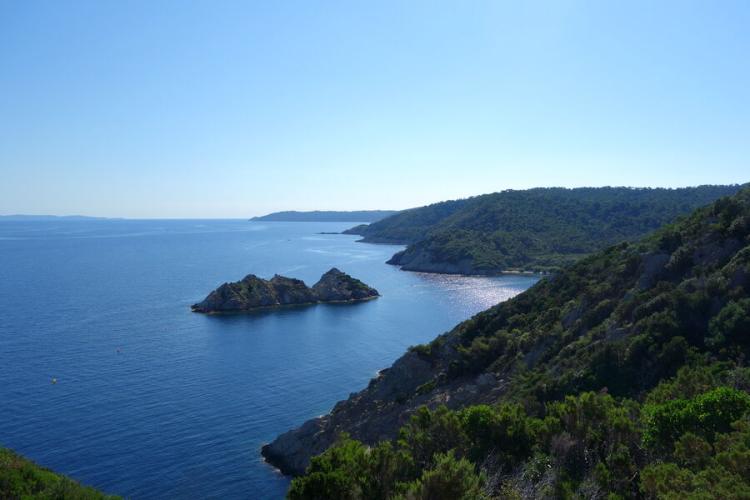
(288, 438), (364, 500)
(707, 299), (750, 348)
(673, 433), (712, 469)
(289, 412), (490, 500)
(422, 188), (750, 406)
(397, 406), (466, 470)
(460, 403), (538, 465)
(642, 387), (750, 449)
(351, 186), (745, 274)
(645, 364), (723, 405)
(640, 419), (750, 499)
(395, 452), (487, 500)
(292, 188), (750, 499)
(288, 437), (414, 500)
(0, 448), (118, 499)
(291, 385), (750, 499)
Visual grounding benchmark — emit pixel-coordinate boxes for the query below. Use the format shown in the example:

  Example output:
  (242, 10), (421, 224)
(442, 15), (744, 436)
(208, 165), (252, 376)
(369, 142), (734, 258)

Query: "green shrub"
(643, 387), (750, 448)
(460, 403), (538, 465)
(395, 452), (486, 500)
(707, 299), (750, 348)
(0, 448), (117, 499)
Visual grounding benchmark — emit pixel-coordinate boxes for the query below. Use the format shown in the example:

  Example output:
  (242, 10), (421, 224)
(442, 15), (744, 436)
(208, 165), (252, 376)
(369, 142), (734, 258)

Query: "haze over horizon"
(2, 1), (749, 218)
(1, 183), (749, 220)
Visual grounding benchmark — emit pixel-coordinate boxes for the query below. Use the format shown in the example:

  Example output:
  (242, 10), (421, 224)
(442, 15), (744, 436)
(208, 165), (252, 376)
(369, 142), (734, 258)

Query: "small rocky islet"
(191, 268), (379, 314)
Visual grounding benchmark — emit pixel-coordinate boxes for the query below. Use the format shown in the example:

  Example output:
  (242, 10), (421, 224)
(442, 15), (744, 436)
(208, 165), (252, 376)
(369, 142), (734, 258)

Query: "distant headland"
(192, 268), (379, 314)
(249, 210), (398, 223)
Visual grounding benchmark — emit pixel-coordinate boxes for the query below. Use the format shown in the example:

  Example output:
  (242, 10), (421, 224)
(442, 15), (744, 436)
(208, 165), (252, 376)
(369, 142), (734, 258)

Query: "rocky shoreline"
(387, 249), (547, 276)
(260, 325), (505, 475)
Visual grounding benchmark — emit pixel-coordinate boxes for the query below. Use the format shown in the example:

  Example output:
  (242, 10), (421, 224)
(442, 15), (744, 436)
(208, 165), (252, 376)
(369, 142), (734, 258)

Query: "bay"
(0, 219), (536, 499)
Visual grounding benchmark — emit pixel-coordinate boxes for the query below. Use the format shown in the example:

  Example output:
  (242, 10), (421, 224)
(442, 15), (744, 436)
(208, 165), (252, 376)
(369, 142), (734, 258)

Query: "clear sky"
(1, 1), (748, 218)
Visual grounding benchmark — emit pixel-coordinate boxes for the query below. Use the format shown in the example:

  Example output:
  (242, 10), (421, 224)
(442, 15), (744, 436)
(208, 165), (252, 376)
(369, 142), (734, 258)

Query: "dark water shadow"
(194, 298), (379, 325)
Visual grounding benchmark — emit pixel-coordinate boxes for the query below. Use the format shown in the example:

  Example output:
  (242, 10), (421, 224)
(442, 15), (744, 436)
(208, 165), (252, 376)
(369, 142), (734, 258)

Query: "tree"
(397, 452), (486, 500)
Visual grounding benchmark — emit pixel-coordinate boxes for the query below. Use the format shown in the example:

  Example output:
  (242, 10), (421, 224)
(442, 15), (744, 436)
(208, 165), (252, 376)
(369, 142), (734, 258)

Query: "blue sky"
(1, 1), (748, 218)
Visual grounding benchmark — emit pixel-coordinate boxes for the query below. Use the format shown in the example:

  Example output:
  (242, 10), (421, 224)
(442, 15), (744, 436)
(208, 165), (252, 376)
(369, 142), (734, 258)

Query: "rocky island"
(191, 268), (379, 314)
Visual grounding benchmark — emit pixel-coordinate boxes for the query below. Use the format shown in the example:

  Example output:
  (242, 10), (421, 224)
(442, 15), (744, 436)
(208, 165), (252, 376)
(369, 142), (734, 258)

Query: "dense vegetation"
(343, 197), (473, 243)
(346, 186), (745, 274)
(0, 448), (117, 499)
(290, 188), (750, 498)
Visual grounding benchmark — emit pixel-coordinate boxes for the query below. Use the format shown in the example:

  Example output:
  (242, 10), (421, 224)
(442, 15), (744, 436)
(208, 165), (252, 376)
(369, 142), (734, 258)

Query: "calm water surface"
(0, 220), (537, 499)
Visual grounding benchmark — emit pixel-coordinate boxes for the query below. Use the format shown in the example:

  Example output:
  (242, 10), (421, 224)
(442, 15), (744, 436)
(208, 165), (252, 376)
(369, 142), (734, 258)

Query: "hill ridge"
(347, 185), (746, 274)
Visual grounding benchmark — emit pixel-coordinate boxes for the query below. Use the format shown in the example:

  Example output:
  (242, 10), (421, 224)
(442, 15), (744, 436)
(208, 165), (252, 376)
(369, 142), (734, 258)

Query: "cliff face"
(260, 314), (508, 475)
(191, 268), (378, 313)
(261, 344), (502, 475)
(263, 189), (750, 476)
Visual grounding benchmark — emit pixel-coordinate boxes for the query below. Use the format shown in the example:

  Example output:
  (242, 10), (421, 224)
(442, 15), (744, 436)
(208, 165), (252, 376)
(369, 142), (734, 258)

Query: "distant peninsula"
(249, 210), (398, 223)
(192, 268), (379, 314)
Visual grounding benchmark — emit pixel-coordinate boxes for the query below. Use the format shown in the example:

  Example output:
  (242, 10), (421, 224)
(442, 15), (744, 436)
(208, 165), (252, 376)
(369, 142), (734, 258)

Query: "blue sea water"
(0, 220), (537, 499)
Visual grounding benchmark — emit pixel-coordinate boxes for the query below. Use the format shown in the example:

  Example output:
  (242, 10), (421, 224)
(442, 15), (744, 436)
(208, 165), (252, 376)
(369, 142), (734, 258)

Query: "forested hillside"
(342, 197), (472, 243)
(279, 188), (750, 498)
(346, 186), (745, 274)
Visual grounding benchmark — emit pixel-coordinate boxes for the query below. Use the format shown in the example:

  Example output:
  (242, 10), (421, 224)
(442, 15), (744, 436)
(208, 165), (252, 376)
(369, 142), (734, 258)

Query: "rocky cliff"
(191, 268), (378, 313)
(261, 319), (505, 475)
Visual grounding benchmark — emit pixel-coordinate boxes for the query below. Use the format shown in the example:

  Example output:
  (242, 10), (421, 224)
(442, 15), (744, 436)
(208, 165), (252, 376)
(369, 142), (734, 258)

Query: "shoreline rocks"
(259, 342), (507, 476)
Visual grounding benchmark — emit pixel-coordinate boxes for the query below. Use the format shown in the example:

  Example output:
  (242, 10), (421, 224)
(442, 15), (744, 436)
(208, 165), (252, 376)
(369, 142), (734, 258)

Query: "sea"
(0, 219), (537, 499)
